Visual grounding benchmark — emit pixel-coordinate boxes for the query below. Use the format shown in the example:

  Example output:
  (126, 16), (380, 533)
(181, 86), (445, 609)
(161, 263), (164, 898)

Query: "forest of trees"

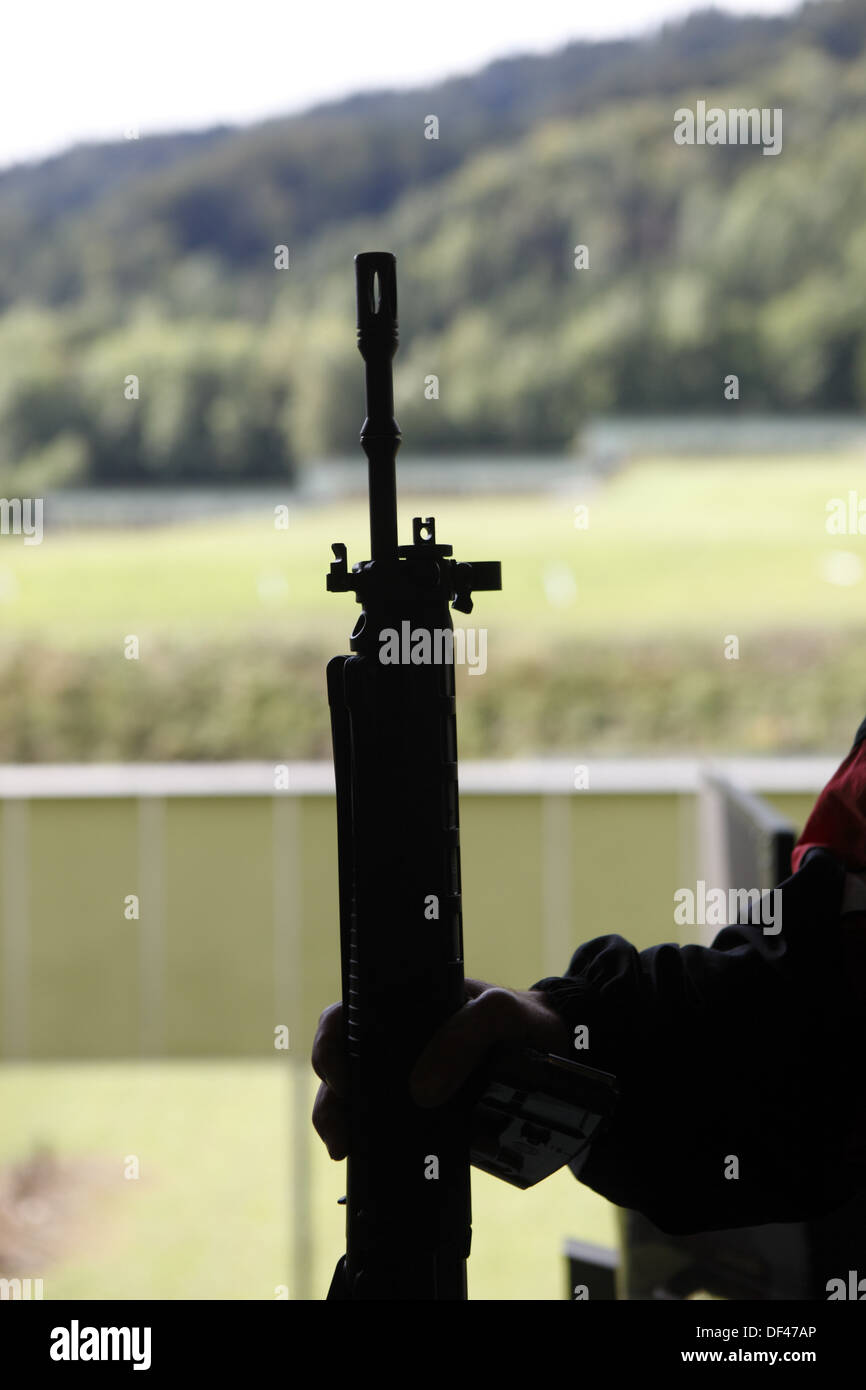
(0, 0), (864, 490)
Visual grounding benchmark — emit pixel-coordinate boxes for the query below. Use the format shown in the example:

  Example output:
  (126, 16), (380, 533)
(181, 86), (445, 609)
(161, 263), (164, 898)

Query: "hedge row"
(0, 630), (863, 762)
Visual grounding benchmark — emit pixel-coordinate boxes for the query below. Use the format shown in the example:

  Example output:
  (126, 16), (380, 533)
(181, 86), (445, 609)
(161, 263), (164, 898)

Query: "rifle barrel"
(355, 251), (399, 561)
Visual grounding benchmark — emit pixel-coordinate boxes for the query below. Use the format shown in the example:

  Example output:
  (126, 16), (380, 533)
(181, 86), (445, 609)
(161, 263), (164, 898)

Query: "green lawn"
(2, 456), (866, 649)
(0, 1062), (613, 1300)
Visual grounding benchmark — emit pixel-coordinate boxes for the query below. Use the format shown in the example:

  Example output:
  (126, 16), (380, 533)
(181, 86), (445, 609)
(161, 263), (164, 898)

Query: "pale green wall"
(1, 789), (690, 1062)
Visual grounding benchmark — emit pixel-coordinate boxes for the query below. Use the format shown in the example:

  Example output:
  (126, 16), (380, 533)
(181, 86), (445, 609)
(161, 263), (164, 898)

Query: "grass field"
(2, 455), (866, 760)
(0, 1063), (614, 1300)
(2, 456), (866, 649)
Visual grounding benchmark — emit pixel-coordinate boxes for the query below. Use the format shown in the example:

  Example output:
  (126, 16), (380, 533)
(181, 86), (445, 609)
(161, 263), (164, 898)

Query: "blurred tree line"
(0, 0), (864, 489)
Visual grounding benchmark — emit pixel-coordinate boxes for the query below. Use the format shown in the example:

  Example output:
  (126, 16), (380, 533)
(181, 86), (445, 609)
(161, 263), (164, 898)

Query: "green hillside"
(0, 1), (865, 489)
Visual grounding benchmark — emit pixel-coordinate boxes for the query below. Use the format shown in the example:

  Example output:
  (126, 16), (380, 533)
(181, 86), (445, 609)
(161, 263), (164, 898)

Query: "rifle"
(325, 253), (617, 1301)
(325, 251), (499, 1299)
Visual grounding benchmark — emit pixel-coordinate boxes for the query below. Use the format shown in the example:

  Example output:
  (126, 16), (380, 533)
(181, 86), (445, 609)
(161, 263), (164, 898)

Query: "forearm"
(528, 849), (861, 1233)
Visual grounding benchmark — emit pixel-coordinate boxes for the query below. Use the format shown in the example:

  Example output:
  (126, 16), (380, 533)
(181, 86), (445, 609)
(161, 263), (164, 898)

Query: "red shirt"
(793, 726), (866, 1166)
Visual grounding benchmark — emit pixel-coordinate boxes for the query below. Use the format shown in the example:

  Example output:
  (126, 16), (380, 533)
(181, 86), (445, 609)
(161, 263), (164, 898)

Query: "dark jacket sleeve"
(530, 848), (864, 1234)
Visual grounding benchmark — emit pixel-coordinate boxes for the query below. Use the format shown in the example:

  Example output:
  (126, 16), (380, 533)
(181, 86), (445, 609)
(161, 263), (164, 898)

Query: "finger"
(409, 987), (525, 1107)
(463, 977), (492, 1000)
(311, 1002), (348, 1099)
(312, 1081), (349, 1160)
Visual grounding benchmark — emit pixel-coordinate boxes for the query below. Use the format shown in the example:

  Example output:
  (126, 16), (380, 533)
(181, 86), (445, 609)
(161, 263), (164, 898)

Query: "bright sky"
(1, 0), (800, 171)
